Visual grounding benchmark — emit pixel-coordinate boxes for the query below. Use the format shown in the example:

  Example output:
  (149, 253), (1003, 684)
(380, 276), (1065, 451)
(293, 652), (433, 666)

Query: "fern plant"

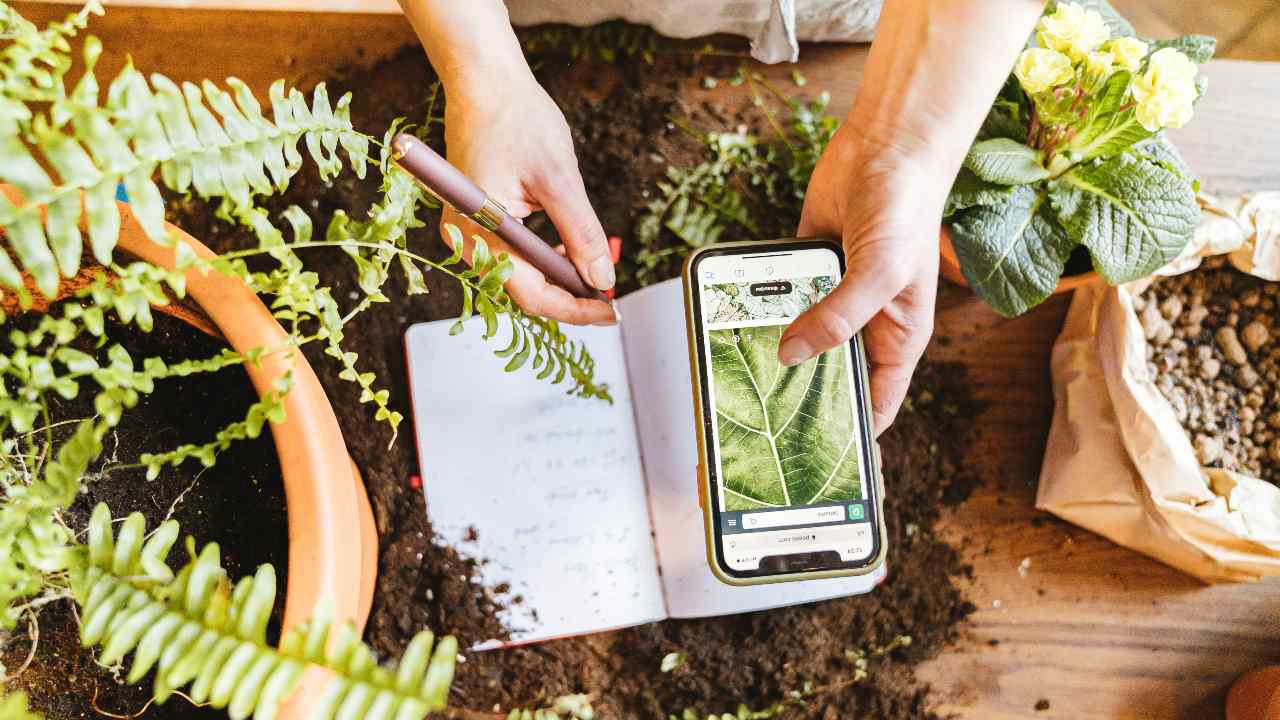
(631, 73), (837, 287)
(0, 1), (610, 717)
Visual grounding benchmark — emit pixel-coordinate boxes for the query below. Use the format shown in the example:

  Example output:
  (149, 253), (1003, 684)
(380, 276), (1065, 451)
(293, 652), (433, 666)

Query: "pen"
(390, 133), (608, 302)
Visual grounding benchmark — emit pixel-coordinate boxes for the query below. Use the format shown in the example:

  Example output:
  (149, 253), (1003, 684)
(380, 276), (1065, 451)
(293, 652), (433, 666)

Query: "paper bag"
(1037, 192), (1280, 583)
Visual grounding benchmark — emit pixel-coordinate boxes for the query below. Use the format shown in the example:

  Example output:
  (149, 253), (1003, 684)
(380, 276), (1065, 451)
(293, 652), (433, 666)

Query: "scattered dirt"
(1138, 259), (1280, 483)
(1, 314), (287, 719)
(8, 31), (987, 720)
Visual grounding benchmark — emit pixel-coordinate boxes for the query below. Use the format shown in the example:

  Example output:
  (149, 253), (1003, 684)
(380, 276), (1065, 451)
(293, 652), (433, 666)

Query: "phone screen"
(691, 243), (879, 579)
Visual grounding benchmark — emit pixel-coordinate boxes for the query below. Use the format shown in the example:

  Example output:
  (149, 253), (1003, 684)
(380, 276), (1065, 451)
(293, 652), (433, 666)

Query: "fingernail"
(591, 302), (621, 326)
(778, 336), (813, 366)
(588, 255), (616, 291)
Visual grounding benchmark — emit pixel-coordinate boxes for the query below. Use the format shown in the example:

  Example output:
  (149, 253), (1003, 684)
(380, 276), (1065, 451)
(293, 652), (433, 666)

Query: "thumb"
(777, 257), (905, 366)
(539, 171), (615, 292)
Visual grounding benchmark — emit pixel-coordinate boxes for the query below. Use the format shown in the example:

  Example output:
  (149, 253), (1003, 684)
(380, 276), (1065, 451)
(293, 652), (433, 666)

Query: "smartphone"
(683, 239), (886, 585)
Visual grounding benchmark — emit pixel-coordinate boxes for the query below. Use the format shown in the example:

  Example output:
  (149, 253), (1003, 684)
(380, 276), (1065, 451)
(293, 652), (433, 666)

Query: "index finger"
(440, 208), (615, 326)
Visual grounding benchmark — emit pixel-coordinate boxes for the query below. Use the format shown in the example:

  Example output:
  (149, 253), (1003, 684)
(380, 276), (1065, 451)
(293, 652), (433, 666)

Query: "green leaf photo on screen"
(709, 325), (863, 511)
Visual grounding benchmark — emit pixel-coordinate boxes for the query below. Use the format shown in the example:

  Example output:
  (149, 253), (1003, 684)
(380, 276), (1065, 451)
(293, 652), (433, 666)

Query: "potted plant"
(0, 2), (608, 717)
(941, 0), (1216, 317)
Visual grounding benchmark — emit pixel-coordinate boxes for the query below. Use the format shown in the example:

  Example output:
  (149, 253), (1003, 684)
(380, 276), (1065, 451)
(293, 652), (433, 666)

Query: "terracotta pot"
(938, 225), (1100, 295)
(1228, 667), (1280, 720)
(0, 186), (378, 717)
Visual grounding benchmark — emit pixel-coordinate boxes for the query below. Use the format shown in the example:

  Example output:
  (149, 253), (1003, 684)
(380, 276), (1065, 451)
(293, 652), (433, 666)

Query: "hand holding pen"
(391, 96), (617, 326)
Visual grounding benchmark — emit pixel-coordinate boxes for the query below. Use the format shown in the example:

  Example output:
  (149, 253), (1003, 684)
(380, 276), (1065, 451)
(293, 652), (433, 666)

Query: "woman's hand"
(398, 0), (615, 326)
(780, 128), (942, 435)
(441, 74), (616, 325)
(776, 0), (1045, 434)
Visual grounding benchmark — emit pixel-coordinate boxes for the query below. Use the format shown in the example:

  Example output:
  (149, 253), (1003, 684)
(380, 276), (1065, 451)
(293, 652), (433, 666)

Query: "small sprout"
(790, 70), (807, 87)
(661, 651), (686, 673)
(702, 76), (719, 89)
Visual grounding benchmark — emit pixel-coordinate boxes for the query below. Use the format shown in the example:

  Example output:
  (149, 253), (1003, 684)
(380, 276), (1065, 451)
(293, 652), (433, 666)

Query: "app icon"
(847, 504), (865, 521)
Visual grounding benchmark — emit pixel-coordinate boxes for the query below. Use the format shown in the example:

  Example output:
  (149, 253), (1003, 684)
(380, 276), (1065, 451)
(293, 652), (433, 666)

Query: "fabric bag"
(1038, 192), (1280, 582)
(508, 0), (881, 63)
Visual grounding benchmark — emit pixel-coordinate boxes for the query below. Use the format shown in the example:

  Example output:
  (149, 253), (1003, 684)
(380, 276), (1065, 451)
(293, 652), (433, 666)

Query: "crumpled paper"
(1037, 192), (1280, 583)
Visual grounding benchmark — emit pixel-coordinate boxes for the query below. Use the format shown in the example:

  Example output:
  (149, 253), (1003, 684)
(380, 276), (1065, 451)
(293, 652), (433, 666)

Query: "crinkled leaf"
(708, 323), (862, 509)
(945, 167), (1017, 217)
(1149, 34), (1217, 64)
(948, 184), (1076, 318)
(1048, 154), (1198, 285)
(963, 138), (1048, 185)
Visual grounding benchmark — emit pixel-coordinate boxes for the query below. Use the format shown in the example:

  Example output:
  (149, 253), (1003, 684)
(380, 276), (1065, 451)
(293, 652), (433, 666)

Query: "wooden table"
(12, 4), (1280, 716)
(916, 59), (1280, 720)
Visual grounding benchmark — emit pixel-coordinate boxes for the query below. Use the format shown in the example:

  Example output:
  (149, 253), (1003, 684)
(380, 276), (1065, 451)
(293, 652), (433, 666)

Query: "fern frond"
(0, 17), (370, 301)
(72, 504), (458, 720)
(0, 690), (45, 720)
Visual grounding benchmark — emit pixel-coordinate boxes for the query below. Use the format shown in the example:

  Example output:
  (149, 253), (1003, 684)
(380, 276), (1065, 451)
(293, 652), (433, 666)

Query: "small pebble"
(1238, 366), (1261, 390)
(1199, 358), (1221, 380)
(1195, 434), (1224, 465)
(1216, 326), (1249, 366)
(1242, 321), (1270, 353)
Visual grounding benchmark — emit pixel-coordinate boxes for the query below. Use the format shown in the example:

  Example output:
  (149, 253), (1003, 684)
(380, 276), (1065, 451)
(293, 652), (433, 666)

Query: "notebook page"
(617, 279), (886, 619)
(405, 319), (667, 644)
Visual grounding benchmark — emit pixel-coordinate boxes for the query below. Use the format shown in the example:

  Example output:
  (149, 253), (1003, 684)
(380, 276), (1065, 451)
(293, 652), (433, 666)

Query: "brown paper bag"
(1037, 192), (1280, 583)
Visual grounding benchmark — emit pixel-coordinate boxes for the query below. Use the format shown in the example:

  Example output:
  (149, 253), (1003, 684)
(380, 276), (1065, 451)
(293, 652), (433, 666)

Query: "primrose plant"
(0, 1), (609, 718)
(944, 0), (1215, 317)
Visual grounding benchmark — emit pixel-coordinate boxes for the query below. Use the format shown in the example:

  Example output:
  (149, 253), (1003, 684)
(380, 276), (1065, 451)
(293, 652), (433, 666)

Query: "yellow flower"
(1106, 36), (1149, 72)
(1036, 2), (1111, 61)
(1085, 51), (1114, 77)
(1131, 47), (1198, 130)
(1135, 89), (1195, 131)
(1015, 47), (1075, 94)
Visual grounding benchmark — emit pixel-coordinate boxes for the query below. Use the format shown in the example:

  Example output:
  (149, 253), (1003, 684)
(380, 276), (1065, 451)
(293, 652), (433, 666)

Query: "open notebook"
(405, 278), (886, 646)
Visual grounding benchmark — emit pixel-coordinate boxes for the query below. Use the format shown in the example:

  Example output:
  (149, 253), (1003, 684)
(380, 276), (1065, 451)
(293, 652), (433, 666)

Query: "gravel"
(1137, 258), (1280, 484)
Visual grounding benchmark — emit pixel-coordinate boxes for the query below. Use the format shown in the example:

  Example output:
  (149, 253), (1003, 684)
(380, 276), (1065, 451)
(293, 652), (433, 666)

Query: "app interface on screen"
(698, 249), (875, 572)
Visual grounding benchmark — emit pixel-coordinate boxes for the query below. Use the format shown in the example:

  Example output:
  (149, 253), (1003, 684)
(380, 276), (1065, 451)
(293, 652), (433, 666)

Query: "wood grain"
(5, 3), (1280, 716)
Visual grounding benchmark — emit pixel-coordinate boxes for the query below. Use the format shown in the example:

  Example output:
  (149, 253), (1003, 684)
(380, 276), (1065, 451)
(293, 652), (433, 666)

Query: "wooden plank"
(22, 0), (400, 12)
(1168, 61), (1280, 195)
(1224, 7), (1280, 62)
(1127, 0), (1279, 47)
(10, 2), (418, 99)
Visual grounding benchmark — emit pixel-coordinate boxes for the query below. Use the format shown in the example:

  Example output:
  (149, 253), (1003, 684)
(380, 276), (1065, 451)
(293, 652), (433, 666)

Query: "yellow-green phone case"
(681, 239), (888, 586)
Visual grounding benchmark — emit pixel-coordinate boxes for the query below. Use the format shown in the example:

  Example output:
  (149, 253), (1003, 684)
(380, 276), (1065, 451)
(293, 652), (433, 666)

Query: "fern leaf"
(71, 504), (459, 720)
(0, 691), (45, 720)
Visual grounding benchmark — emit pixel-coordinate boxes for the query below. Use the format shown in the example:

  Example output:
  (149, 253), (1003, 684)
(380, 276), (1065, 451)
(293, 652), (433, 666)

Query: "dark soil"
(8, 30), (984, 720)
(1, 314), (287, 719)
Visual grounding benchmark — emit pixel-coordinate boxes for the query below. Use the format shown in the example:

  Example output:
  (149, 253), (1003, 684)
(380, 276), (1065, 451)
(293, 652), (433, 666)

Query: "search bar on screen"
(741, 505), (846, 530)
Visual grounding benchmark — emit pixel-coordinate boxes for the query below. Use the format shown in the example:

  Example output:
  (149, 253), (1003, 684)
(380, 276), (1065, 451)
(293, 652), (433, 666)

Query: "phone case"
(681, 239), (888, 586)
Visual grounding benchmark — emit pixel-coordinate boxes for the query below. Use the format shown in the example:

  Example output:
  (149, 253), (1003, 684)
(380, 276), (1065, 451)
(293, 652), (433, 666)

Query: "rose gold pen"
(390, 133), (608, 302)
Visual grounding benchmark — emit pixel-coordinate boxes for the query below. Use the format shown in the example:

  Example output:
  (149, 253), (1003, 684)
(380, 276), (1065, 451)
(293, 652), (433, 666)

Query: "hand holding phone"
(683, 239), (886, 585)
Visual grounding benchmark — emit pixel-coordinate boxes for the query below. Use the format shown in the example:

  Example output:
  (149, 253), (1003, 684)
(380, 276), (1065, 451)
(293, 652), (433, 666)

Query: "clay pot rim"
(1, 185), (377, 718)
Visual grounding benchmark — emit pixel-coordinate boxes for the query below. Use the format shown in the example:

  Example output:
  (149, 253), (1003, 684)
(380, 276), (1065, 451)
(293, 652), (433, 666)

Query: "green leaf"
(963, 138), (1048, 185)
(948, 184), (1076, 318)
(1064, 71), (1152, 165)
(978, 96), (1026, 142)
(1130, 135), (1193, 182)
(944, 167), (1016, 217)
(1149, 34), (1217, 64)
(1048, 154), (1198, 285)
(707, 322), (863, 509)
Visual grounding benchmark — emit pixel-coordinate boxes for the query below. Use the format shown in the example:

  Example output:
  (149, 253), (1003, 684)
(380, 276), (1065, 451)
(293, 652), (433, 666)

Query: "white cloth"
(507, 0), (883, 63)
